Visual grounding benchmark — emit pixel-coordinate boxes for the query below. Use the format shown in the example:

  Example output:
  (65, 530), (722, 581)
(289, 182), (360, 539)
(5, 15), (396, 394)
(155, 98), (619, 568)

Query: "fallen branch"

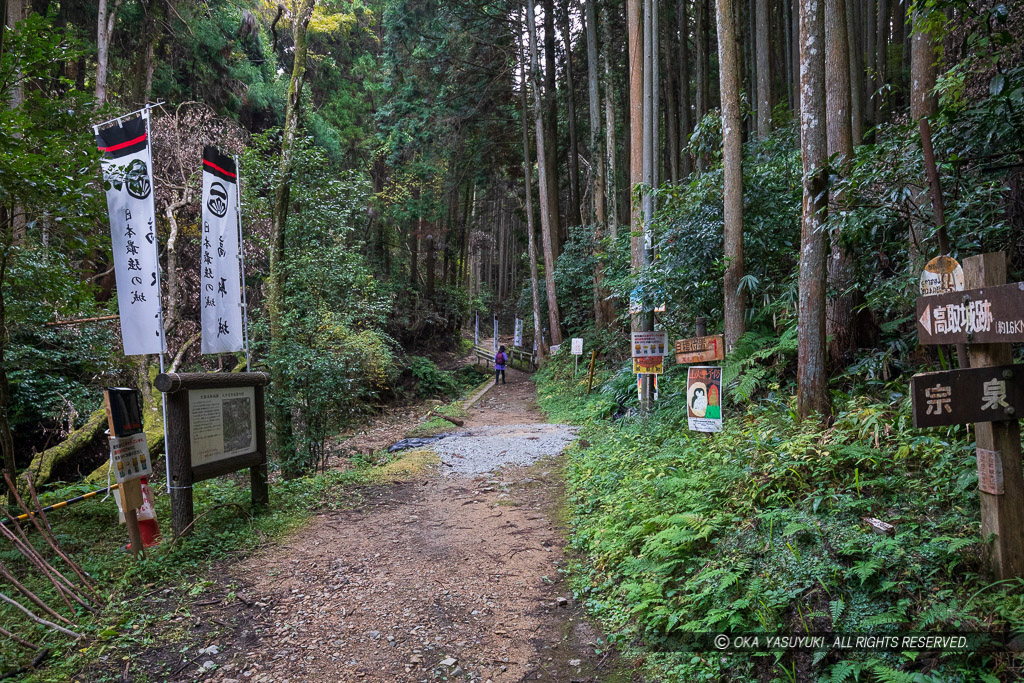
(0, 625), (39, 651)
(0, 593), (81, 639)
(423, 409), (465, 427)
(0, 647), (50, 680)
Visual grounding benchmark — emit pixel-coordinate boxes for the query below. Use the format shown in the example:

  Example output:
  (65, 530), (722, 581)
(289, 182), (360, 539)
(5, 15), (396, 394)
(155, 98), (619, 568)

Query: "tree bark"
(662, 14), (680, 185)
(527, 0), (563, 346)
(755, 0), (772, 138)
(559, 4), (582, 227)
(586, 0), (613, 329)
(542, 0), (562, 255)
(602, 6), (619, 237)
(874, 0), (888, 123)
(716, 0), (746, 351)
(519, 39), (547, 361)
(825, 0), (857, 370)
(678, 0), (693, 176)
(95, 0), (123, 105)
(628, 0), (644, 332)
(846, 0), (863, 144)
(268, 0), (315, 474)
(864, 0), (875, 127)
(797, 0), (830, 420)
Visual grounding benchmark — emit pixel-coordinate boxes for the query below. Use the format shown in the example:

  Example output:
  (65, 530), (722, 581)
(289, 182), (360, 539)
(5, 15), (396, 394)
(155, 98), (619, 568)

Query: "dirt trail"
(179, 366), (630, 683)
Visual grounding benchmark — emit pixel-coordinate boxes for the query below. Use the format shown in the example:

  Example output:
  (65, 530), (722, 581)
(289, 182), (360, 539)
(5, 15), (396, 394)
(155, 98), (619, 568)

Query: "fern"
(829, 659), (858, 683)
(829, 598), (845, 624)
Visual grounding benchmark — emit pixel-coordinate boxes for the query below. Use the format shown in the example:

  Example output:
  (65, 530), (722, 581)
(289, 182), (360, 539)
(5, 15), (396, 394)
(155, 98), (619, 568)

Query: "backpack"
(495, 352), (507, 365)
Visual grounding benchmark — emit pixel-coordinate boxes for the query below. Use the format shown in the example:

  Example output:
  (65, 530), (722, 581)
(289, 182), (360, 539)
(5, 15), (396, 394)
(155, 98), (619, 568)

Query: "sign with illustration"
(631, 331), (668, 357)
(633, 356), (664, 374)
(920, 255), (964, 296)
(916, 283), (1024, 345)
(188, 386), (257, 466)
(910, 365), (1024, 428)
(674, 334), (725, 364)
(108, 432), (152, 484)
(687, 366), (723, 432)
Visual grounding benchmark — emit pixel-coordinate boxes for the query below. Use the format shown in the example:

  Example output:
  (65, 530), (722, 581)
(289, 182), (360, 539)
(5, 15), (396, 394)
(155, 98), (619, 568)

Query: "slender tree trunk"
(825, 0), (857, 369)
(797, 0), (830, 420)
(662, 15), (680, 184)
(695, 0), (710, 123)
(527, 0), (563, 346)
(542, 0), (563, 255)
(628, 0), (644, 333)
(678, 0), (693, 175)
(909, 3), (941, 266)
(890, 0), (905, 109)
(518, 39), (547, 360)
(560, 4), (582, 227)
(846, 0), (863, 144)
(268, 0), (315, 474)
(791, 0), (800, 112)
(603, 6), (619, 237)
(874, 0), (888, 123)
(426, 233), (435, 299)
(95, 0), (123, 105)
(0, 221), (16, 491)
(864, 0), (876, 127)
(717, 0), (746, 351)
(755, 0), (772, 138)
(586, 0), (612, 329)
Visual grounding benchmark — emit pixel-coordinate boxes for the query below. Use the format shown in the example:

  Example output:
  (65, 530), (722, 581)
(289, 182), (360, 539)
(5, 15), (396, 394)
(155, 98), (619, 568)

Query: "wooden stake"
(586, 350), (597, 394)
(964, 252), (1024, 579)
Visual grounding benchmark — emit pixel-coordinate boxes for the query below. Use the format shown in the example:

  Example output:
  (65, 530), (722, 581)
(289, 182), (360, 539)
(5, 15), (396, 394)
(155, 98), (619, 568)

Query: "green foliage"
(407, 355), (459, 397)
(535, 366), (1024, 681)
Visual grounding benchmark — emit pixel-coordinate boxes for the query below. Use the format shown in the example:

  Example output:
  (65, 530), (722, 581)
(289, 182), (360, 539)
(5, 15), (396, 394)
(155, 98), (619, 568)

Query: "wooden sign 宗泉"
(674, 334), (725, 364)
(910, 364), (1024, 428)
(916, 282), (1024, 345)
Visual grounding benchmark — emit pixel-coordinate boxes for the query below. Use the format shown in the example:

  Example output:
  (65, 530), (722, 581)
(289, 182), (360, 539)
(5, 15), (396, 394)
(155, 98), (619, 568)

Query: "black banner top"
(202, 146), (237, 183)
(96, 116), (148, 159)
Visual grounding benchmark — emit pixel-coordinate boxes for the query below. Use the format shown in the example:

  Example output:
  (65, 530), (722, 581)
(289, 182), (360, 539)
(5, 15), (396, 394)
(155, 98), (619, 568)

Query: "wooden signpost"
(674, 334), (725, 365)
(910, 252), (1024, 579)
(156, 372), (269, 537)
(103, 388), (146, 557)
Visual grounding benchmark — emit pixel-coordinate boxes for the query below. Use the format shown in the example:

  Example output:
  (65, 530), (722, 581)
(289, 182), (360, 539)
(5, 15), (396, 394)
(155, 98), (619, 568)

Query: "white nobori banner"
(200, 147), (244, 354)
(514, 318), (523, 347)
(96, 112), (166, 356)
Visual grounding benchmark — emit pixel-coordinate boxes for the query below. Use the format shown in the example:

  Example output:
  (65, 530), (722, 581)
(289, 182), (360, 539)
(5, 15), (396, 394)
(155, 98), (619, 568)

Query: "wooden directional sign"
(910, 364), (1023, 428)
(674, 334), (725, 364)
(916, 282), (1024, 345)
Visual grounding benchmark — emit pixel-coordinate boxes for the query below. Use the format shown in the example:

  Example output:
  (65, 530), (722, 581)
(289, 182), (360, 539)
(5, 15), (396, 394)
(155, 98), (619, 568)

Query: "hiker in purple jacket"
(494, 345), (508, 385)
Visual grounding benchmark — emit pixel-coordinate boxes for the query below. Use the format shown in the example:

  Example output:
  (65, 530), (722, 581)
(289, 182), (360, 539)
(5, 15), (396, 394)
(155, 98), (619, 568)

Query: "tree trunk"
(542, 0), (562, 255)
(519, 29), (547, 361)
(890, 0), (905, 109)
(864, 0), (875, 127)
(825, 0), (857, 370)
(527, 0), (563, 346)
(696, 0), (710, 123)
(797, 0), (830, 420)
(846, 0), (863, 144)
(410, 216), (420, 289)
(268, 0), (315, 475)
(874, 0), (888, 123)
(586, 0), (612, 329)
(0, 218), (16, 491)
(426, 233), (435, 300)
(716, 0), (745, 351)
(560, 4), (582, 227)
(909, 3), (941, 266)
(755, 0), (772, 138)
(628, 0), (644, 332)
(662, 16), (680, 184)
(791, 0), (800, 112)
(678, 0), (693, 175)
(602, 6), (619, 238)
(95, 0), (123, 105)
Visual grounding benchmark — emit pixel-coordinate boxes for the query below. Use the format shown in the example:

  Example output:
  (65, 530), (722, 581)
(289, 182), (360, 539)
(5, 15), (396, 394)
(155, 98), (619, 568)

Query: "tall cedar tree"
(797, 0), (830, 419)
(716, 0), (745, 351)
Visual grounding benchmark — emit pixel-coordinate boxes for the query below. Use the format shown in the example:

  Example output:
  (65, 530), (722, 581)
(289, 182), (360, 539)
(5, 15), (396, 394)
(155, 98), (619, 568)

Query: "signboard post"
(910, 252), (1024, 579)
(156, 372), (270, 537)
(571, 338), (583, 374)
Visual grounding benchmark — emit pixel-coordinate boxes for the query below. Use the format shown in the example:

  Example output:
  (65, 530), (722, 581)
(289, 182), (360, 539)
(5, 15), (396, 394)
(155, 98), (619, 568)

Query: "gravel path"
(432, 423), (578, 475)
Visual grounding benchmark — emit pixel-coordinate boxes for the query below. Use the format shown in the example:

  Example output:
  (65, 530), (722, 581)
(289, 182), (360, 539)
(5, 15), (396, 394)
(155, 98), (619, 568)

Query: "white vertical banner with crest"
(200, 147), (244, 354)
(96, 111), (166, 356)
(514, 318), (523, 347)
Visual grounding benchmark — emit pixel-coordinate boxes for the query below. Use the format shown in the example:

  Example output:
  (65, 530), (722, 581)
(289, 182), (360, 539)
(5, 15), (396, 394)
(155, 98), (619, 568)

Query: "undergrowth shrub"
(535, 352), (1024, 682)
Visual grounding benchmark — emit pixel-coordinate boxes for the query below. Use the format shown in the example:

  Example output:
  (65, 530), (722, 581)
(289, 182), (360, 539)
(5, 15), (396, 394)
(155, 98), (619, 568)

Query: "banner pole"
(92, 102), (166, 135)
(234, 155), (251, 372)
(143, 104), (172, 495)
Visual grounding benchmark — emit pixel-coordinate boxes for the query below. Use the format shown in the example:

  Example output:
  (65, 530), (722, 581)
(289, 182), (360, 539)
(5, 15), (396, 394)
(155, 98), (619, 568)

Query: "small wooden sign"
(916, 282), (1024, 345)
(977, 448), (1005, 495)
(674, 334), (725, 364)
(910, 365), (1023, 428)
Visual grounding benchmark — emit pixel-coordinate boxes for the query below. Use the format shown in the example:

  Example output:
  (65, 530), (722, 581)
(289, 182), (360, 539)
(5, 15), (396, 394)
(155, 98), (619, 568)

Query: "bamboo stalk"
(44, 314), (120, 327)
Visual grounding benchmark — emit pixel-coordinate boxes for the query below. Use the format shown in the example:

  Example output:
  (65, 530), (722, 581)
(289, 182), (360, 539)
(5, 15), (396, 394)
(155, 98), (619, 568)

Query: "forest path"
(190, 366), (630, 683)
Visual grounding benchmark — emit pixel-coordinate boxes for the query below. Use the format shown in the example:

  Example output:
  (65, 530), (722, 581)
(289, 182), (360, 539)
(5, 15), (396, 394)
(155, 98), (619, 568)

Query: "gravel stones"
(430, 423), (578, 475)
